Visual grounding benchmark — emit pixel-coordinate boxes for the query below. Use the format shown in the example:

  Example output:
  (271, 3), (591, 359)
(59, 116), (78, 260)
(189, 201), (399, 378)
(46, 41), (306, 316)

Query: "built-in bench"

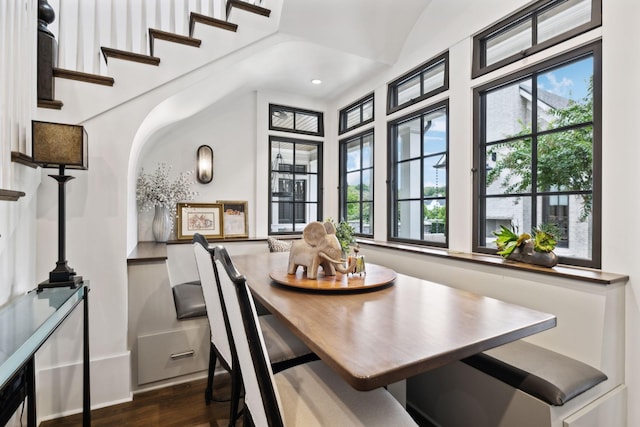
(407, 340), (625, 427)
(462, 340), (607, 406)
(172, 280), (207, 319)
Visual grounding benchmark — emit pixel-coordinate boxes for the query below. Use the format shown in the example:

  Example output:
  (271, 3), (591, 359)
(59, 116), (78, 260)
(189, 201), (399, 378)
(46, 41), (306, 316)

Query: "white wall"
(328, 1), (640, 425)
(137, 91), (258, 241)
(3, 0), (639, 424)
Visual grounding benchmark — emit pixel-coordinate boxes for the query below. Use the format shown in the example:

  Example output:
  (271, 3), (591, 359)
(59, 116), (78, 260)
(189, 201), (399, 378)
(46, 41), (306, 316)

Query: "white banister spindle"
(94, 0), (102, 74)
(183, 1), (189, 36)
(57, 0), (67, 70)
(141, 0), (148, 55)
(209, 0), (215, 18)
(111, 0), (118, 50)
(154, 0), (161, 32)
(169, 0), (176, 33)
(76, 0), (85, 72)
(126, 0), (133, 51)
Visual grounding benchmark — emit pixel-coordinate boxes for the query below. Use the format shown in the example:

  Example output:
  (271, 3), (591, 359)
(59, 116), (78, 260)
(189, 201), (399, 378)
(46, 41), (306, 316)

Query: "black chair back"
(213, 245), (285, 427)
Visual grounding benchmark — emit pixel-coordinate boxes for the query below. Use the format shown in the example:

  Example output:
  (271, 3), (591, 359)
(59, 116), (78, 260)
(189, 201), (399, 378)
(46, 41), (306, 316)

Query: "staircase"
(38, 0), (280, 123)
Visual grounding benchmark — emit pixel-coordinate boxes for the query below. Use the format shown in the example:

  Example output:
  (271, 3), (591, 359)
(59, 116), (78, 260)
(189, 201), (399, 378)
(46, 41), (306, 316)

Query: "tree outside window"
(476, 44), (600, 267)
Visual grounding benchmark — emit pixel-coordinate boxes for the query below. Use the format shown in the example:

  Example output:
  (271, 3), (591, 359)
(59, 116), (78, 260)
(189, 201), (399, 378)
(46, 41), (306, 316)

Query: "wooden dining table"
(231, 252), (556, 392)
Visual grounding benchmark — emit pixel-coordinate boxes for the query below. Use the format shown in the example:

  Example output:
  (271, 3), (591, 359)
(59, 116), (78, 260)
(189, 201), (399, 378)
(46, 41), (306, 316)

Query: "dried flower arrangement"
(136, 162), (197, 224)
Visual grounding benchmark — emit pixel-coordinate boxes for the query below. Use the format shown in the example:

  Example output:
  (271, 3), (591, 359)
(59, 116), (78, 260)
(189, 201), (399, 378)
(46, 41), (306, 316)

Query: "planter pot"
(152, 205), (171, 242)
(507, 241), (558, 268)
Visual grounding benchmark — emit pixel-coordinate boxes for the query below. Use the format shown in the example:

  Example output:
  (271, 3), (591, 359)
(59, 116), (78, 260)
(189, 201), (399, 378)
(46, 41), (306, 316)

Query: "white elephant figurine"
(288, 221), (357, 279)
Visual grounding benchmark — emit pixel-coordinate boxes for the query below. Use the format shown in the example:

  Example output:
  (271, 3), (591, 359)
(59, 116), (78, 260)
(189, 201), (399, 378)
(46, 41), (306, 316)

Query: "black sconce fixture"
(32, 120), (88, 291)
(197, 145), (213, 184)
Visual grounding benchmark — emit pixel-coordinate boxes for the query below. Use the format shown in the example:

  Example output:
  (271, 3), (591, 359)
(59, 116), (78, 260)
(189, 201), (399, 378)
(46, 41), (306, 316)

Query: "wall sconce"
(32, 120), (88, 291)
(197, 145), (213, 184)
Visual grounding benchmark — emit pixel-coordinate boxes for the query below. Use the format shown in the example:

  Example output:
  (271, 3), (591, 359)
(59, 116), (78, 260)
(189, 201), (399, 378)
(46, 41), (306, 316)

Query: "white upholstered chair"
(192, 235), (315, 425)
(212, 245), (418, 427)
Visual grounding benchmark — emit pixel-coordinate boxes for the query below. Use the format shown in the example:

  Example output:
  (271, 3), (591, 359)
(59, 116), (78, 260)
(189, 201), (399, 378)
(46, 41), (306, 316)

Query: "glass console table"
(0, 284), (90, 426)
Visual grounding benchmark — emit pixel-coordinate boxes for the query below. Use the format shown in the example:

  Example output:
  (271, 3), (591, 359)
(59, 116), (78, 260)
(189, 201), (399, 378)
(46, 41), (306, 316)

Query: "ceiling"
(239, 0), (433, 101)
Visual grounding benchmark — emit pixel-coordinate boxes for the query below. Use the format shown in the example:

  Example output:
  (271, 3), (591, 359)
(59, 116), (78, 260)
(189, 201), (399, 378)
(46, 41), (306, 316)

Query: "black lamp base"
(37, 275), (83, 292)
(37, 260), (83, 292)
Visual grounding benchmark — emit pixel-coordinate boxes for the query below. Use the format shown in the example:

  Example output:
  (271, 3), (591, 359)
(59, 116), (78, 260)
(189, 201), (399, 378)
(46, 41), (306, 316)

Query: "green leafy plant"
(531, 224), (559, 253)
(493, 223), (557, 259)
(327, 218), (355, 254)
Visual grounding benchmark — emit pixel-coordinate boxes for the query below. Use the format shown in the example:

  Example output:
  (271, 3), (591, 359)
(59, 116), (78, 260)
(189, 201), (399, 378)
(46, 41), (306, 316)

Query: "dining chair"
(192, 235), (315, 425)
(213, 245), (418, 426)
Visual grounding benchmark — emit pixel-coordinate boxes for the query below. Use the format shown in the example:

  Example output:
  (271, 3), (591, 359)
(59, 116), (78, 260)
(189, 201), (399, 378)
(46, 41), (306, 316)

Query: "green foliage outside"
(486, 80), (594, 221)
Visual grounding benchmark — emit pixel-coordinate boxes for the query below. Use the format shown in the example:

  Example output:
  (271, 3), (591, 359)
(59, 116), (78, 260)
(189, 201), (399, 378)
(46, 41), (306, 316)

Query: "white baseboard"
(36, 351), (132, 423)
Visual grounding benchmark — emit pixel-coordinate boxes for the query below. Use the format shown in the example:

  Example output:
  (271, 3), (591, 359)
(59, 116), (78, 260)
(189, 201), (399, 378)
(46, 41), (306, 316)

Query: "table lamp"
(32, 120), (88, 291)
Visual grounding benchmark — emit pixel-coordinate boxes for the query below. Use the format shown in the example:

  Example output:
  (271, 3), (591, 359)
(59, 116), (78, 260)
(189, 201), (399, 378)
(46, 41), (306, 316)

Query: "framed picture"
(218, 200), (249, 238)
(176, 203), (223, 240)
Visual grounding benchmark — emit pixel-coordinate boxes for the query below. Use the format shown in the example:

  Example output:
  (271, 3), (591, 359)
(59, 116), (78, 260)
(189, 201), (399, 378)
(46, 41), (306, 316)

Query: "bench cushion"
(463, 340), (607, 406)
(172, 281), (207, 319)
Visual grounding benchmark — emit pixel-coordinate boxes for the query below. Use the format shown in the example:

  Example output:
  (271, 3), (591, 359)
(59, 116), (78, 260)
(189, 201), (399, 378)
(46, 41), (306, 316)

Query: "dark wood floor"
(40, 374), (430, 426)
(40, 376), (238, 427)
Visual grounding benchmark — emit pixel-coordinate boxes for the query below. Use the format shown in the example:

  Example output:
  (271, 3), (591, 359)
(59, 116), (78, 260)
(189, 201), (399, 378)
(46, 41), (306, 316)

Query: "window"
(339, 93), (374, 134)
(472, 0), (601, 78)
(339, 130), (374, 237)
(389, 100), (449, 246)
(269, 104), (324, 136)
(269, 136), (322, 234)
(473, 42), (601, 268)
(387, 52), (448, 114)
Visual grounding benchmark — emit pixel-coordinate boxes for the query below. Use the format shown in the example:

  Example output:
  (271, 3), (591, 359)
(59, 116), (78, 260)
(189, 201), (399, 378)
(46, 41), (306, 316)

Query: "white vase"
(152, 205), (171, 242)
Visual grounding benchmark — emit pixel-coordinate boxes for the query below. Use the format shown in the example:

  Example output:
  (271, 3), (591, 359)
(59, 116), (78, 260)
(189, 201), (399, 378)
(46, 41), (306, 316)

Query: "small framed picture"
(218, 200), (249, 238)
(176, 203), (223, 240)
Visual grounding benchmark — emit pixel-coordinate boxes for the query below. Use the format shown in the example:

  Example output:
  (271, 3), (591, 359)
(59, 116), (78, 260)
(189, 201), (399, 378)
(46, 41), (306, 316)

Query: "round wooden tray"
(269, 264), (397, 292)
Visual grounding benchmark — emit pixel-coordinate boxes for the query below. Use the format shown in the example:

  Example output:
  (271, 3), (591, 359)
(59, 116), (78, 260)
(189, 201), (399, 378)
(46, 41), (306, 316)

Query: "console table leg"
(27, 358), (36, 427)
(83, 287), (91, 426)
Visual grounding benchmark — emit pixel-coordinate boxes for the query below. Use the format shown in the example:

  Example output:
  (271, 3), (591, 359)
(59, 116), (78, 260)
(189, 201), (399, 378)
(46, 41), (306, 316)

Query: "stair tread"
(226, 0), (271, 18)
(101, 47), (160, 66)
(149, 28), (201, 56)
(53, 68), (114, 86)
(190, 12), (238, 35)
(38, 99), (63, 109)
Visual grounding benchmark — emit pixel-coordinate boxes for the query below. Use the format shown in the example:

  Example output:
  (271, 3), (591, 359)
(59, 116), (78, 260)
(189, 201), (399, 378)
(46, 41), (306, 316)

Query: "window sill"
(357, 239), (628, 286)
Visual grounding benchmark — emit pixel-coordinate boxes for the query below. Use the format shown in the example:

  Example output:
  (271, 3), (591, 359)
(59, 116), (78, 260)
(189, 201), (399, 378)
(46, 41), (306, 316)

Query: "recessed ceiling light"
(311, 79), (322, 85)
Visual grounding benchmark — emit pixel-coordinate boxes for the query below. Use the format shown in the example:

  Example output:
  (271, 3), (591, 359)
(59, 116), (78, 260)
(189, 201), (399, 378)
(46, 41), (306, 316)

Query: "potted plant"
(326, 218), (356, 257)
(136, 163), (197, 242)
(493, 224), (559, 268)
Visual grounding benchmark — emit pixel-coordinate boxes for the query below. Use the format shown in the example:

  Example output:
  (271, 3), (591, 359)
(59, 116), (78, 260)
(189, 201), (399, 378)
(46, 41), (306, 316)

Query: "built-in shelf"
(0, 189), (26, 201)
(11, 151), (38, 168)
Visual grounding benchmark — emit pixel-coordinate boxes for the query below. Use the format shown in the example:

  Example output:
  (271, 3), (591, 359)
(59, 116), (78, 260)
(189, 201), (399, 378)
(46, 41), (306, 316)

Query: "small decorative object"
(136, 162), (197, 242)
(288, 221), (357, 280)
(326, 217), (355, 256)
(348, 244), (366, 276)
(493, 224), (559, 268)
(196, 145), (213, 184)
(152, 205), (172, 242)
(267, 236), (292, 253)
(218, 200), (248, 238)
(176, 202), (223, 240)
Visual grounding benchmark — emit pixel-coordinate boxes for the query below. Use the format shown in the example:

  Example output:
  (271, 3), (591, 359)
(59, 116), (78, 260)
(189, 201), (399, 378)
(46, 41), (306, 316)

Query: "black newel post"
(38, 0), (57, 101)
